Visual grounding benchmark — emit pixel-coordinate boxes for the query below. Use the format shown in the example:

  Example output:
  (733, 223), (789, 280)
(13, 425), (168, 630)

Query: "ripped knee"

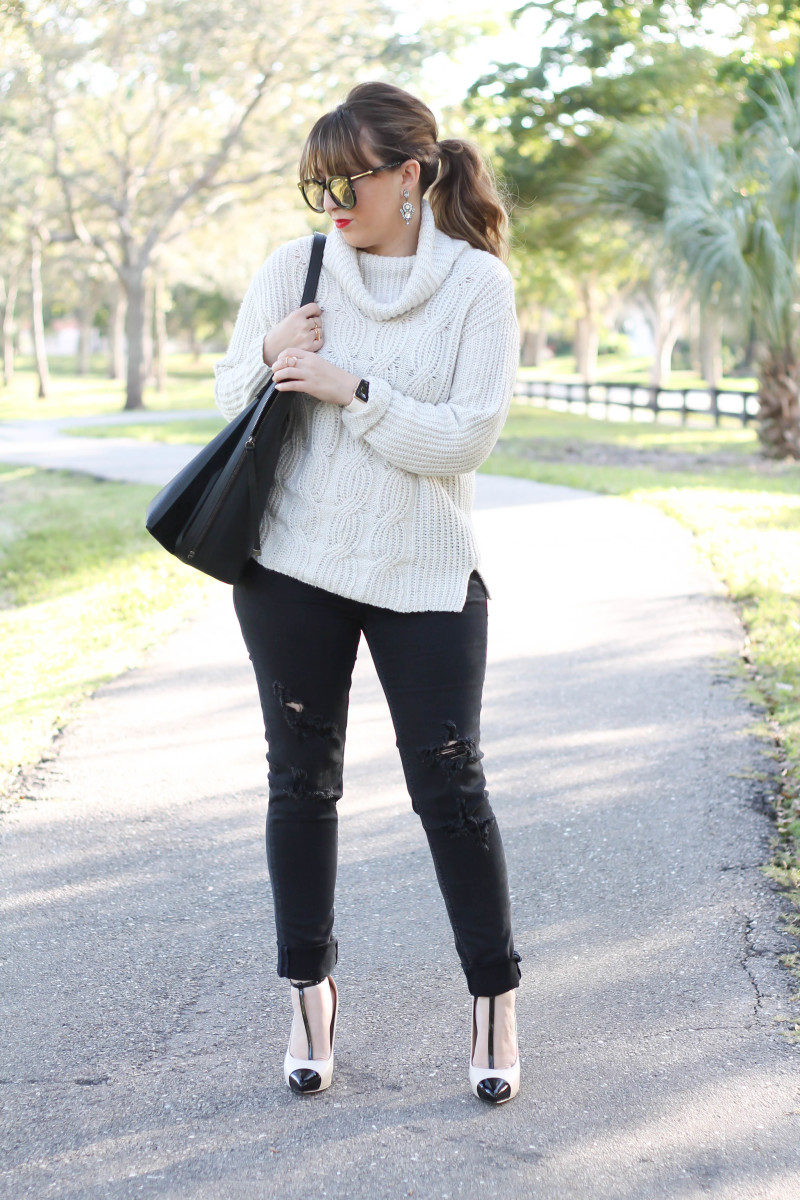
(418, 719), (483, 778)
(443, 795), (496, 851)
(272, 681), (338, 744)
(287, 765), (340, 805)
(416, 720), (495, 851)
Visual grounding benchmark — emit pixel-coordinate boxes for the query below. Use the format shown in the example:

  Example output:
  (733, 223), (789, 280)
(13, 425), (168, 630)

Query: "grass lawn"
(1, 352), (758, 422)
(0, 353), (218, 421)
(63, 417), (225, 443)
(0, 463), (214, 803)
(518, 353), (758, 392)
(480, 402), (800, 990)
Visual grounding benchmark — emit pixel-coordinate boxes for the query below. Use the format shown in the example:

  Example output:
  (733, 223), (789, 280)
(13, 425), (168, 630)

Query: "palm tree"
(560, 66), (800, 460)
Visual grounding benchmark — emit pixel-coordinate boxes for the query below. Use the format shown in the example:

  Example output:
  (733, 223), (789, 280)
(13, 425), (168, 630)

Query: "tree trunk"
(142, 275), (154, 385)
(521, 310), (549, 366)
(30, 231), (49, 400)
(660, 325), (681, 383)
(578, 317), (599, 382)
(700, 307), (722, 388)
(533, 310), (549, 366)
(78, 299), (93, 375)
(687, 297), (701, 376)
(124, 272), (146, 410)
(153, 271), (167, 393)
(649, 321), (663, 388)
(649, 319), (681, 387)
(756, 350), (800, 459)
(2, 273), (19, 388)
(741, 314), (758, 376)
(109, 284), (125, 379)
(576, 279), (599, 382)
(520, 327), (534, 367)
(645, 281), (686, 388)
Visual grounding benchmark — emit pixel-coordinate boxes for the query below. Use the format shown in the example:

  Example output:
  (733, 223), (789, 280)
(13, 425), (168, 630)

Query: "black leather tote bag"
(145, 231), (326, 584)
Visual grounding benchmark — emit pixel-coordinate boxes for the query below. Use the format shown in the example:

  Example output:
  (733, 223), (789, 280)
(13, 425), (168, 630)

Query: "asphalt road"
(1, 419), (799, 1199)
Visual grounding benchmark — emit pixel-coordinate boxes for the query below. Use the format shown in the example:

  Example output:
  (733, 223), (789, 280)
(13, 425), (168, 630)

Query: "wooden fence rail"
(514, 377), (760, 427)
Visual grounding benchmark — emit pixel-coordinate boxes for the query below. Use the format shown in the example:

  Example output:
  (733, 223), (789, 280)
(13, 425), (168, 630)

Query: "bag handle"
(254, 231), (326, 403)
(249, 231), (326, 554)
(300, 230), (327, 305)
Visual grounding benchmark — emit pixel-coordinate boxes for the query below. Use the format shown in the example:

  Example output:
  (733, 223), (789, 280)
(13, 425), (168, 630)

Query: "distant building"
(17, 319), (107, 355)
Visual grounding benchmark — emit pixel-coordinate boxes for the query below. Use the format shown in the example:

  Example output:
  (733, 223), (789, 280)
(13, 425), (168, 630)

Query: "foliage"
(549, 62), (800, 455)
(0, 0), (472, 408)
(0, 463), (213, 796)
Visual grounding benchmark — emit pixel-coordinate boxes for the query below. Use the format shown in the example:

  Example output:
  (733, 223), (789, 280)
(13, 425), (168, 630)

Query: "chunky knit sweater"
(213, 194), (520, 612)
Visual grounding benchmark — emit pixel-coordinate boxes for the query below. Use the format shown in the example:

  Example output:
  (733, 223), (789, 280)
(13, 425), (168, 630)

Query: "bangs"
(298, 109), (375, 181)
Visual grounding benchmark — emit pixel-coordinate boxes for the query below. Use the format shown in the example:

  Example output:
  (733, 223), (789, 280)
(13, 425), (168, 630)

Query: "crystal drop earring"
(400, 189), (414, 225)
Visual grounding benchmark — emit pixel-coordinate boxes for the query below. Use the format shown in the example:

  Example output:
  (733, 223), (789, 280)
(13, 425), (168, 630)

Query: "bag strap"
(300, 230), (326, 305)
(256, 231), (326, 399)
(249, 232), (326, 556)
(246, 435), (261, 555)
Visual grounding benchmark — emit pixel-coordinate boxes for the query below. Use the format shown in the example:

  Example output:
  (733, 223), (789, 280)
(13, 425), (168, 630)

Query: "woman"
(213, 80), (522, 1104)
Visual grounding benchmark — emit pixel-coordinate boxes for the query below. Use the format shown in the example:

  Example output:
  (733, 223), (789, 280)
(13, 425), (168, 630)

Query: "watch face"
(355, 378), (370, 402)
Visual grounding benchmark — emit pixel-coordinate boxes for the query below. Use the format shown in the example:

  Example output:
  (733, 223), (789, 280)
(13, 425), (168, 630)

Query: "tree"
(561, 69), (800, 458)
(0, 38), (79, 397)
(451, 1), (734, 387)
(7, 0), (416, 409)
(463, 0), (727, 207)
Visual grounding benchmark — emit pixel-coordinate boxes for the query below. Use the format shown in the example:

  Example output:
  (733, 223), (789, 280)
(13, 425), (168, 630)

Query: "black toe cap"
(476, 1076), (512, 1103)
(289, 1068), (322, 1093)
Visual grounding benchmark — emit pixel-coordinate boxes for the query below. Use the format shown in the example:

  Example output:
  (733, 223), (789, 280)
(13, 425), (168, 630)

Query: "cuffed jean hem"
(465, 950), (522, 997)
(277, 938), (339, 981)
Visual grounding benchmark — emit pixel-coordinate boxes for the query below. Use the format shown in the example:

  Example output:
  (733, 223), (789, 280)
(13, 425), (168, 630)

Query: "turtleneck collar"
(321, 195), (470, 322)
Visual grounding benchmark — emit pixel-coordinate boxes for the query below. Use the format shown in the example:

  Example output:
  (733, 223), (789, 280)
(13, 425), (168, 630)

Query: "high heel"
(283, 975), (338, 1094)
(469, 993), (520, 1104)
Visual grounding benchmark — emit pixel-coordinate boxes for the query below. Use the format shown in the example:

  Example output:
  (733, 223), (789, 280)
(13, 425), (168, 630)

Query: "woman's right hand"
(263, 302), (324, 366)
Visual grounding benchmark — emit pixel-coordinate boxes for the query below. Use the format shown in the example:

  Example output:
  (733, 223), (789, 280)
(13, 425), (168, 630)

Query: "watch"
(352, 378), (370, 404)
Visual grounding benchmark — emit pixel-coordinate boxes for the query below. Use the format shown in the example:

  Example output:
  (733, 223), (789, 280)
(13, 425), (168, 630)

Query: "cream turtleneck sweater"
(213, 196), (519, 612)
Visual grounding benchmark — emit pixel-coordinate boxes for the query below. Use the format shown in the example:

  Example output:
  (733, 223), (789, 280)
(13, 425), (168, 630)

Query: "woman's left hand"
(270, 346), (359, 409)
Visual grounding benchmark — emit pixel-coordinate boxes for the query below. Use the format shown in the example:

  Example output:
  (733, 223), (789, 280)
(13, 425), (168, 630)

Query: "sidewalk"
(0, 409), (213, 485)
(1, 425), (799, 1199)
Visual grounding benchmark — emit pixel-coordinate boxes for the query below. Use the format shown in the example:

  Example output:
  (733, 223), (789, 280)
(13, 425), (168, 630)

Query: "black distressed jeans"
(232, 560), (523, 997)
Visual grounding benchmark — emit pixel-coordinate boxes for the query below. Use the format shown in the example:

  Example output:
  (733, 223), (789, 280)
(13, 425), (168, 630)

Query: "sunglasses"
(297, 159), (406, 213)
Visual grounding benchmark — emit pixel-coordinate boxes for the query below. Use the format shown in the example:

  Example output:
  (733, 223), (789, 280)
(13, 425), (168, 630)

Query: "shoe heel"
(468, 993), (520, 1104)
(283, 976), (338, 1095)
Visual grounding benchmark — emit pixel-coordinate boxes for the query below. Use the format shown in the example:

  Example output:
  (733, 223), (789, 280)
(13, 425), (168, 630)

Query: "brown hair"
(298, 81), (513, 261)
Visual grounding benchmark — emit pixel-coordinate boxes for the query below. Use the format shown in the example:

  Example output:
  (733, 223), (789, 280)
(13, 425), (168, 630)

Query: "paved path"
(1, 424), (800, 1199)
(0, 410), (213, 485)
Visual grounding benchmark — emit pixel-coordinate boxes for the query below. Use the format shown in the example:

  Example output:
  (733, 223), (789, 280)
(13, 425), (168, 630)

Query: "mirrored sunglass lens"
(303, 181), (324, 210)
(329, 176), (354, 207)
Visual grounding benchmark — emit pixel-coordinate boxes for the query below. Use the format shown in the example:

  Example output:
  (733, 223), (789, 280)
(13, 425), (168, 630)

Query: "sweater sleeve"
(213, 238), (308, 422)
(339, 261), (519, 476)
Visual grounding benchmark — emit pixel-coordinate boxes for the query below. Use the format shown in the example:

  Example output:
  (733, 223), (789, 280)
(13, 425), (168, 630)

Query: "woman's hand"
(270, 346), (361, 409)
(263, 302), (324, 364)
